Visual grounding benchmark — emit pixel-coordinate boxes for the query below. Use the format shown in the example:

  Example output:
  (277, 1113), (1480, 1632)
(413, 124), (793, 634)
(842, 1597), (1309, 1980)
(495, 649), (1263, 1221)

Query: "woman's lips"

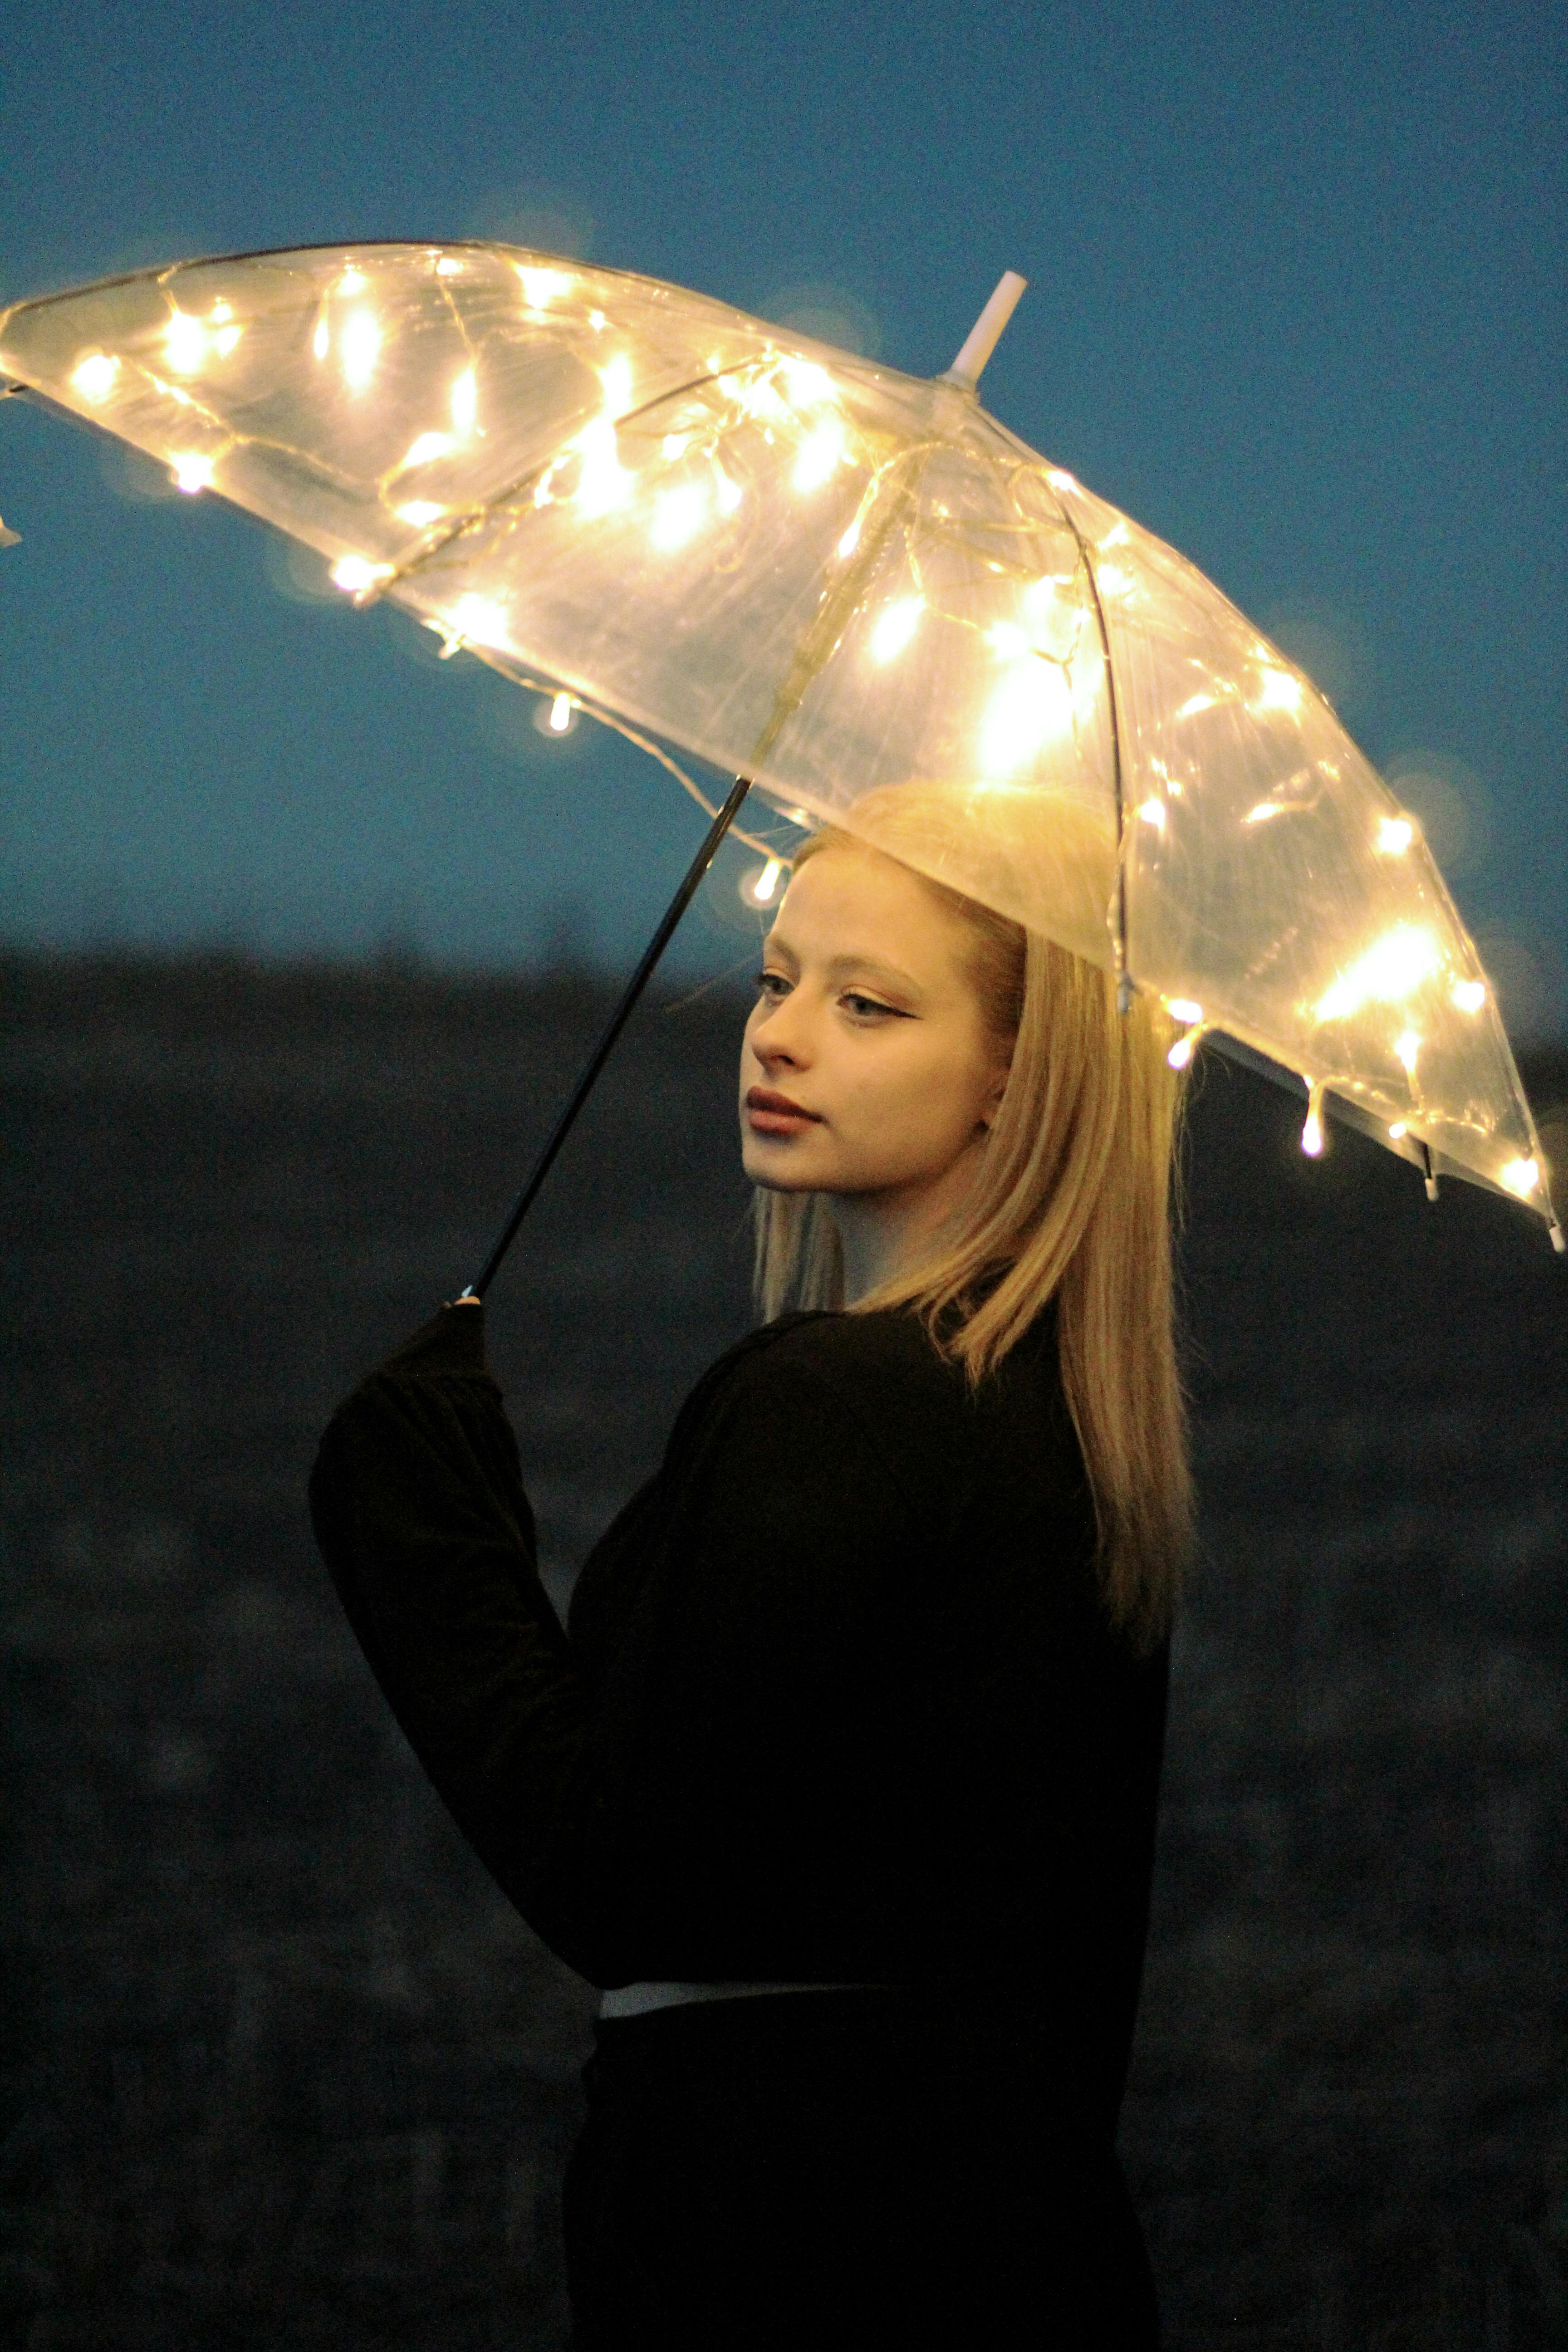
(745, 1086), (823, 1135)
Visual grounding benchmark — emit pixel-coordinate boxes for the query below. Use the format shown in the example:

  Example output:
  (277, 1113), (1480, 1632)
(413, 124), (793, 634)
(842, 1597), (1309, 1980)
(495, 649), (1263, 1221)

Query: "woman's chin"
(741, 1134), (828, 1191)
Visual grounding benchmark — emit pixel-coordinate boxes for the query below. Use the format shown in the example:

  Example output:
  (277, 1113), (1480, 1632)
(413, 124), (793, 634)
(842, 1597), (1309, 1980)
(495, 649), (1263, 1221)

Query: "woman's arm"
(309, 1304), (927, 1985)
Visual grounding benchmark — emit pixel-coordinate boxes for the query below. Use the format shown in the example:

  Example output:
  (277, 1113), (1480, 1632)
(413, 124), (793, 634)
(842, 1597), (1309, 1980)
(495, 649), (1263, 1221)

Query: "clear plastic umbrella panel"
(1, 240), (1557, 1254)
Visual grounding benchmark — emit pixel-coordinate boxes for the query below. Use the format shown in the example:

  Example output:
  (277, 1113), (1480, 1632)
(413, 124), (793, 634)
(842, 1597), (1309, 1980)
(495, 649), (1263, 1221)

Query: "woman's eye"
(755, 970), (790, 999)
(842, 991), (900, 1020)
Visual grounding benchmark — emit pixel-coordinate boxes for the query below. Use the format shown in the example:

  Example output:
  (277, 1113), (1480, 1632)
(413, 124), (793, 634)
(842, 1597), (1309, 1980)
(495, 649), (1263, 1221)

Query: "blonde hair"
(751, 821), (1192, 1649)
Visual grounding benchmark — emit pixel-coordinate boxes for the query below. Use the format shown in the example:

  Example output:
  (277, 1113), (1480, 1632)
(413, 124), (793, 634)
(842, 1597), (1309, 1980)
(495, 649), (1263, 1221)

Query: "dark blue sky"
(3, 0), (1563, 1018)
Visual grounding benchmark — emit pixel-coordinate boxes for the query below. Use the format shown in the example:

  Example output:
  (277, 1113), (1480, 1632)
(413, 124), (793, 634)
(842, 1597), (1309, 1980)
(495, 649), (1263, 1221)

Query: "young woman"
(310, 820), (1191, 2349)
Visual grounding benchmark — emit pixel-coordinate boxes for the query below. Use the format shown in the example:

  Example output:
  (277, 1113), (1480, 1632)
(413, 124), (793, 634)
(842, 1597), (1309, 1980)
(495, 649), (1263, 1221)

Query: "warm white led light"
(1377, 816), (1415, 855)
(598, 355), (633, 413)
(1500, 1157), (1540, 1198)
(1315, 927), (1440, 1023)
(979, 660), (1073, 772)
(163, 311), (207, 373)
(169, 453), (215, 494)
(750, 857), (784, 906)
(1244, 802), (1285, 824)
(402, 432), (454, 470)
(516, 265), (573, 308)
(1138, 798), (1166, 831)
(1166, 1000), (1204, 1024)
(450, 367), (477, 436)
(1256, 668), (1303, 713)
(1395, 1029), (1421, 1074)
(651, 483), (708, 551)
(396, 501), (446, 527)
(780, 358), (834, 405)
(549, 692), (573, 732)
(1176, 692), (1215, 719)
(1451, 979), (1486, 1013)
(70, 352), (119, 402)
(339, 310), (382, 393)
(573, 416), (630, 516)
(1301, 1104), (1325, 1157)
(713, 468), (743, 516)
(444, 593), (509, 650)
(792, 421), (844, 492)
(329, 555), (392, 594)
(869, 597), (923, 665)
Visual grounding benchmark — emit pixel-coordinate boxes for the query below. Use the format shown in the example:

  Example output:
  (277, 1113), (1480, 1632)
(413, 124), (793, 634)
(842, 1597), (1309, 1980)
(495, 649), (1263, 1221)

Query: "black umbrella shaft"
(462, 774), (753, 1299)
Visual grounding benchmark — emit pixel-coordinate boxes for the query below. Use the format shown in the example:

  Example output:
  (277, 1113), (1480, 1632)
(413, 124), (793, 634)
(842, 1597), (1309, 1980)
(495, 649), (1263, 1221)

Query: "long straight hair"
(752, 828), (1192, 1649)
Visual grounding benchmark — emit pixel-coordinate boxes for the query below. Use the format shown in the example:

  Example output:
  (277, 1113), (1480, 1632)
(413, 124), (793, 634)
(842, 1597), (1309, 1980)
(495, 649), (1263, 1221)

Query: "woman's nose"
(750, 1004), (808, 1073)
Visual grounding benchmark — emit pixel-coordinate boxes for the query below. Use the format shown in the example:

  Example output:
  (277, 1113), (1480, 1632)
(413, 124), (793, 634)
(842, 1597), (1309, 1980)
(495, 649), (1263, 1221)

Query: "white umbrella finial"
(939, 270), (1028, 391)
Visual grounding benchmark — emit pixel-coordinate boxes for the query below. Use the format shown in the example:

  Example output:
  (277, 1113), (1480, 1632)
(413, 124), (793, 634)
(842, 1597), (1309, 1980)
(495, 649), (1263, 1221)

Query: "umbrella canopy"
(0, 240), (1556, 1237)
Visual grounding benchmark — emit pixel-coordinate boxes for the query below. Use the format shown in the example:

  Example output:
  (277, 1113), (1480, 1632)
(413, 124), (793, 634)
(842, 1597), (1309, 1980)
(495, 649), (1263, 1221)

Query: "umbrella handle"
(459, 774), (753, 1300)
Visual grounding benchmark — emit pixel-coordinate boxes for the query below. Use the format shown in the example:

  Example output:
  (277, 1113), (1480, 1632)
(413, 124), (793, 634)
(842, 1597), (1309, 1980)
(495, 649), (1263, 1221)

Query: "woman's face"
(739, 843), (1011, 1208)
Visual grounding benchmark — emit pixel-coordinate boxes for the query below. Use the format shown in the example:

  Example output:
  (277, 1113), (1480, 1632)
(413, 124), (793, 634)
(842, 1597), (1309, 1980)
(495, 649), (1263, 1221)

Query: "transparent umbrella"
(1, 240), (1558, 1282)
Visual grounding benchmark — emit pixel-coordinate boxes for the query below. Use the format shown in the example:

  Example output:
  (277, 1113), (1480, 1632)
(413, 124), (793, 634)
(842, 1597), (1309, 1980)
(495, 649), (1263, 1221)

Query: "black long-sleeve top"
(309, 1296), (1170, 2134)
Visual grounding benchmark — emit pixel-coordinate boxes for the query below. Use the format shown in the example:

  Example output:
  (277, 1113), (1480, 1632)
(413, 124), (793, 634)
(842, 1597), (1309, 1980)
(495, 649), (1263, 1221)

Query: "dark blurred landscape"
(2, 948), (1564, 2351)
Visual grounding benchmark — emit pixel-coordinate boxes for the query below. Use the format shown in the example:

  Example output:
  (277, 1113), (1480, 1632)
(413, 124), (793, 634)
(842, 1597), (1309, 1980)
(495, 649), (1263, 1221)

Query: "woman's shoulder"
(670, 1298), (1061, 1476)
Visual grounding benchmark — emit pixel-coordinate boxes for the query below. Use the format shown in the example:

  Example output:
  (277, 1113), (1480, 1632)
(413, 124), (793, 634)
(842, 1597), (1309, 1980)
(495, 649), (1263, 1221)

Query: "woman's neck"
(830, 1141), (989, 1304)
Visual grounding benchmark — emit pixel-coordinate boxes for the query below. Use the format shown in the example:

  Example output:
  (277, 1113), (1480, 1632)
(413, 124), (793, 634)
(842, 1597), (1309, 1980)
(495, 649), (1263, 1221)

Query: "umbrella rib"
(1055, 506), (1132, 1006)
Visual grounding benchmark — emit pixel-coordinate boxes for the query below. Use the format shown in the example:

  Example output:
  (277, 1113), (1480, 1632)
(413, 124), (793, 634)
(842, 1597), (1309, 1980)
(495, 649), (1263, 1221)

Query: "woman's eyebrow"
(822, 953), (923, 997)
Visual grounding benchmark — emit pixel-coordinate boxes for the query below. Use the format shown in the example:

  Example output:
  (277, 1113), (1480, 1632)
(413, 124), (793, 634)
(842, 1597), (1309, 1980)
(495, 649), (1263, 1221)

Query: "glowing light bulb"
(1500, 1157), (1540, 1197)
(750, 858), (784, 906)
(1167, 1034), (1197, 1070)
(1256, 668), (1303, 712)
(517, 265), (572, 308)
(1176, 692), (1216, 720)
(1244, 802), (1285, 824)
(1301, 1098), (1326, 1158)
(792, 421), (844, 492)
(780, 358), (835, 405)
(1048, 469), (1078, 492)
(213, 323), (242, 357)
(443, 593), (508, 651)
(651, 482), (708, 551)
(1093, 563), (1132, 597)
(163, 311), (207, 373)
(169, 453), (215, 494)
(339, 310), (382, 393)
(573, 415), (630, 516)
(397, 501), (446, 527)
(402, 432), (455, 470)
(1395, 1029), (1421, 1074)
(588, 309), (607, 330)
(979, 661), (1073, 773)
(714, 468), (742, 515)
(1451, 979), (1486, 1014)
(1099, 522), (1129, 548)
(1138, 798), (1166, 831)
(1166, 1000), (1203, 1025)
(1377, 816), (1415, 855)
(987, 621), (1029, 660)
(337, 267), (367, 295)
(435, 255), (463, 277)
(1389, 1121), (1408, 1139)
(836, 516), (862, 557)
(312, 313), (330, 361)
(1315, 926), (1440, 1023)
(549, 692), (573, 732)
(869, 597), (923, 665)
(598, 355), (633, 412)
(450, 367), (477, 436)
(662, 433), (691, 460)
(329, 555), (392, 594)
(70, 352), (119, 402)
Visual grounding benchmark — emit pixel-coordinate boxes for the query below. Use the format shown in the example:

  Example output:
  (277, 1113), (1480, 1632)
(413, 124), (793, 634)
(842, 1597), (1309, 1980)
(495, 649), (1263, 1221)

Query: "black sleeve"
(309, 1304), (923, 1985)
